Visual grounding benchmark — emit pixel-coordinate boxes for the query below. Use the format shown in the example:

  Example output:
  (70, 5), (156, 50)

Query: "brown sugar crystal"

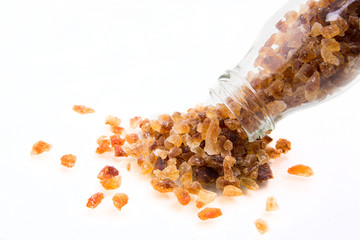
(97, 165), (121, 190)
(112, 193), (129, 211)
(110, 135), (125, 147)
(72, 105), (95, 114)
(86, 192), (104, 209)
(60, 154), (76, 168)
(198, 208), (222, 220)
(288, 164), (314, 177)
(31, 140), (52, 155)
(114, 145), (128, 157)
(150, 177), (177, 193)
(97, 165), (119, 180)
(254, 218), (269, 234)
(275, 138), (291, 153)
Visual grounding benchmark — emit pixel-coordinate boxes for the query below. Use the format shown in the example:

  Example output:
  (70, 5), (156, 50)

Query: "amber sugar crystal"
(129, 116), (142, 129)
(105, 115), (121, 127)
(173, 187), (191, 206)
(110, 126), (125, 135)
(266, 196), (279, 211)
(150, 177), (177, 193)
(72, 105), (95, 114)
(275, 138), (291, 153)
(86, 192), (104, 209)
(125, 133), (139, 144)
(112, 193), (129, 211)
(254, 218), (269, 234)
(223, 185), (243, 197)
(198, 208), (222, 220)
(288, 164), (314, 177)
(96, 136), (111, 154)
(97, 165), (119, 180)
(60, 154), (77, 168)
(31, 140), (52, 155)
(100, 176), (121, 190)
(110, 135), (125, 147)
(97, 165), (121, 190)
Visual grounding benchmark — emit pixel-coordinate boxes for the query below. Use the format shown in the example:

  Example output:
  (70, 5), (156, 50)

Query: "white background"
(1, 0), (360, 239)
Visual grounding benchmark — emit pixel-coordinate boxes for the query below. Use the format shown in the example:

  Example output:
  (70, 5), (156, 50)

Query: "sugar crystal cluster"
(228, 0), (360, 132)
(120, 104), (291, 211)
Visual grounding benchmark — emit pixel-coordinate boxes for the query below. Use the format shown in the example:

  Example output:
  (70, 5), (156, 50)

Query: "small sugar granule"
(198, 208), (222, 220)
(114, 145), (128, 157)
(110, 135), (125, 147)
(266, 100), (287, 116)
(150, 177), (177, 193)
(97, 165), (119, 180)
(311, 22), (322, 37)
(173, 187), (191, 206)
(31, 140), (52, 155)
(105, 115), (121, 127)
(129, 116), (142, 129)
(167, 147), (182, 158)
(320, 24), (340, 38)
(275, 138), (291, 153)
(60, 154), (76, 168)
(183, 181), (202, 195)
(112, 193), (129, 211)
(197, 189), (217, 206)
(96, 136), (111, 154)
(100, 176), (121, 190)
(239, 177), (259, 191)
(204, 118), (220, 155)
(223, 185), (243, 197)
(110, 125), (125, 134)
(125, 134), (139, 144)
(265, 147), (282, 159)
(288, 164), (314, 177)
(254, 218), (269, 234)
(73, 105), (95, 114)
(196, 201), (206, 209)
(266, 196), (279, 211)
(86, 192), (104, 209)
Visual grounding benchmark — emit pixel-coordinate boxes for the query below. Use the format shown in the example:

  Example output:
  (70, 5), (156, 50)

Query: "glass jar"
(210, 0), (360, 142)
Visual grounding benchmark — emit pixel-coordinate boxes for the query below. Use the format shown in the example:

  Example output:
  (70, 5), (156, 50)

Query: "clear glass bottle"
(210, 0), (360, 142)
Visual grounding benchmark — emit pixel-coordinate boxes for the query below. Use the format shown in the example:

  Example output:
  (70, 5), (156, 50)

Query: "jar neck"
(210, 69), (275, 142)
